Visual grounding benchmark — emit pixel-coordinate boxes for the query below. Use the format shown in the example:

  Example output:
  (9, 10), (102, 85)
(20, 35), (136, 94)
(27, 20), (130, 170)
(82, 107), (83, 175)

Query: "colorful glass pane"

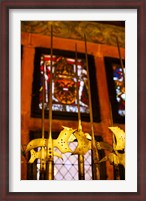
(39, 54), (89, 114)
(112, 64), (125, 117)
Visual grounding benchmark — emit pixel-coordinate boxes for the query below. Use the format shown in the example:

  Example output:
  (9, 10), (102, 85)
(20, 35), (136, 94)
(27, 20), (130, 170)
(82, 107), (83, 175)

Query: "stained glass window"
(31, 48), (100, 122)
(104, 57), (125, 123)
(39, 55), (89, 114)
(112, 64), (125, 117)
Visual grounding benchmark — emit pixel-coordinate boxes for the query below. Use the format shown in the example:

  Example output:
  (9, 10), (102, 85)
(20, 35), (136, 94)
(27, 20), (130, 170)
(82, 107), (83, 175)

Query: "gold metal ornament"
(72, 130), (91, 155)
(25, 138), (47, 152)
(108, 126), (125, 151)
(99, 127), (125, 167)
(53, 126), (76, 153)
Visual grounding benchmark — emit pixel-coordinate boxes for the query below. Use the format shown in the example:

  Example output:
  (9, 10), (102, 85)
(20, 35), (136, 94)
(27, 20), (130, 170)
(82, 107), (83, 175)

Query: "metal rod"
(114, 36), (125, 180)
(78, 154), (85, 180)
(41, 61), (45, 139)
(49, 26), (53, 140)
(109, 81), (120, 180)
(75, 43), (85, 180)
(84, 34), (100, 180)
(47, 25), (54, 180)
(40, 60), (46, 179)
(75, 44), (82, 130)
(115, 36), (125, 84)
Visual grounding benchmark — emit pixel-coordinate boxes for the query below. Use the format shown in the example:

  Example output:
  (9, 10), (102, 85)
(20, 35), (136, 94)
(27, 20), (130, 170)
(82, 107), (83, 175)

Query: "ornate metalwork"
(53, 127), (76, 153)
(109, 126), (125, 151)
(72, 130), (91, 155)
(25, 138), (47, 152)
(99, 126), (125, 167)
